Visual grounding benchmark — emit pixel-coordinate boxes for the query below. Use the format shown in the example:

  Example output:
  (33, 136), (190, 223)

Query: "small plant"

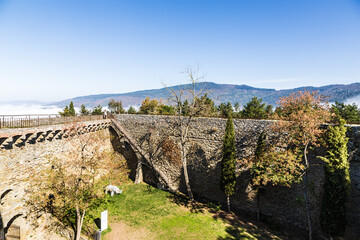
(209, 127), (218, 134)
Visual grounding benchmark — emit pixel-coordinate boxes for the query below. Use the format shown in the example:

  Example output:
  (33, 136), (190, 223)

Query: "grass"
(86, 182), (284, 240)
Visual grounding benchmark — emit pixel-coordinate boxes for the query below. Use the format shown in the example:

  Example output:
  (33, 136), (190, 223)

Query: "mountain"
(53, 82), (360, 108)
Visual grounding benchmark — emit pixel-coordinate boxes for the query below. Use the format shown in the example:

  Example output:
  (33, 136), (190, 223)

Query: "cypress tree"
(319, 119), (350, 237)
(69, 101), (76, 116)
(251, 132), (267, 221)
(220, 116), (236, 211)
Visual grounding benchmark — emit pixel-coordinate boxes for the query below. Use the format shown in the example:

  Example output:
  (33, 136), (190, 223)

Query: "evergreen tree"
(251, 132), (267, 222)
(218, 102), (233, 118)
(241, 97), (268, 119)
(59, 106), (70, 117)
(80, 104), (90, 116)
(59, 102), (76, 117)
(331, 101), (360, 123)
(234, 102), (240, 113)
(319, 119), (350, 237)
(92, 105), (103, 115)
(220, 116), (236, 211)
(181, 100), (190, 116)
(193, 93), (217, 117)
(68, 101), (76, 116)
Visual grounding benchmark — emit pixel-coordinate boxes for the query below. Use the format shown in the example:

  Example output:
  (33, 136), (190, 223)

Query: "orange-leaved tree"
(273, 90), (330, 240)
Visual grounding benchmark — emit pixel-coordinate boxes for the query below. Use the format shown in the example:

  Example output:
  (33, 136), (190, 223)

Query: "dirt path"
(105, 221), (153, 240)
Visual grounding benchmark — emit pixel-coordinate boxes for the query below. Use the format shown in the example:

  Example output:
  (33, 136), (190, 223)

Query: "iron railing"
(0, 114), (104, 129)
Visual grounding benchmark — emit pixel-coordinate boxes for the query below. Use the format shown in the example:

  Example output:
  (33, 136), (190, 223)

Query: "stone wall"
(1, 115), (359, 239)
(0, 123), (112, 240)
(113, 114), (360, 238)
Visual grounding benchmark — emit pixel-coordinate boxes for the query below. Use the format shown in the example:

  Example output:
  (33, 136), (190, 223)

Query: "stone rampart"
(0, 120), (112, 240)
(113, 114), (360, 238)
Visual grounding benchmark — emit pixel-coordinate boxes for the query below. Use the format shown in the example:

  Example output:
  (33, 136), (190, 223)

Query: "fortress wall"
(1, 114), (359, 239)
(0, 126), (112, 240)
(114, 114), (360, 238)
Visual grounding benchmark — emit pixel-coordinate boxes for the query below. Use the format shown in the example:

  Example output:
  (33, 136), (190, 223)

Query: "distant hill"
(54, 82), (360, 108)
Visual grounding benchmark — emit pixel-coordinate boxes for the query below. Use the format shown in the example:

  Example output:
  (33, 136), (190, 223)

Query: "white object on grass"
(101, 210), (108, 231)
(105, 185), (122, 196)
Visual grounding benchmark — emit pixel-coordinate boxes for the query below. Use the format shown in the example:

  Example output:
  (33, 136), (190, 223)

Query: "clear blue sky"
(1, 0), (360, 102)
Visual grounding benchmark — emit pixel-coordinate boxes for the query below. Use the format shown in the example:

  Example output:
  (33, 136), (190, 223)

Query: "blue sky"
(1, 0), (360, 102)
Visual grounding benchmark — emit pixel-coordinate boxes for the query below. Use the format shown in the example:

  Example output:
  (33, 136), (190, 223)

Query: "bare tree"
(26, 123), (113, 240)
(165, 67), (208, 201)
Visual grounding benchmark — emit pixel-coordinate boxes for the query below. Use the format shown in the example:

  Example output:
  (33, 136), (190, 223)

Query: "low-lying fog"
(0, 104), (64, 115)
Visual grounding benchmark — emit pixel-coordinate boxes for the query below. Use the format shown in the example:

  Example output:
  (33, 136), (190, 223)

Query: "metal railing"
(0, 114), (104, 129)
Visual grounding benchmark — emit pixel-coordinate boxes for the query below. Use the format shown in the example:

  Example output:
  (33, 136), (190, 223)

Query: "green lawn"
(87, 183), (283, 240)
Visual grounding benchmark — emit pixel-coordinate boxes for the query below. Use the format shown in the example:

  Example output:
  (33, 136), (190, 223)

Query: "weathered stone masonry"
(0, 120), (111, 240)
(1, 115), (360, 239)
(114, 114), (360, 239)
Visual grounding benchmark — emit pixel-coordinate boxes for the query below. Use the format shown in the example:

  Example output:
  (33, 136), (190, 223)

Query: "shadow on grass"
(166, 193), (206, 213)
(211, 210), (283, 240)
(167, 193), (283, 240)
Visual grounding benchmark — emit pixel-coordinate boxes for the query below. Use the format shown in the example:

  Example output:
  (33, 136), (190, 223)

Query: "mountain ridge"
(54, 82), (360, 108)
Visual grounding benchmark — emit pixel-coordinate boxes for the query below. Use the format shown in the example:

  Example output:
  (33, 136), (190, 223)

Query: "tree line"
(60, 96), (360, 124)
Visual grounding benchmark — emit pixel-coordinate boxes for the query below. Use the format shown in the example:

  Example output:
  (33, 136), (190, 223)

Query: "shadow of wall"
(109, 127), (157, 185)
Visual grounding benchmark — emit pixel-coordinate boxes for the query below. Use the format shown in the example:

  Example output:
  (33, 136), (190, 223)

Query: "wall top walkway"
(0, 114), (104, 129)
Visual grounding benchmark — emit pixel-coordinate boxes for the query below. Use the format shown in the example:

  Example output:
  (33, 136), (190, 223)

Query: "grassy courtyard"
(87, 183), (284, 240)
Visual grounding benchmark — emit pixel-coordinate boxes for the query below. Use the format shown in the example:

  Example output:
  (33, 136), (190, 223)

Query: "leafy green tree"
(331, 101), (360, 123)
(80, 104), (90, 116)
(108, 99), (125, 114)
(220, 116), (236, 211)
(157, 104), (176, 115)
(92, 105), (103, 115)
(319, 119), (350, 237)
(241, 97), (268, 119)
(218, 102), (233, 118)
(250, 132), (304, 222)
(127, 106), (137, 114)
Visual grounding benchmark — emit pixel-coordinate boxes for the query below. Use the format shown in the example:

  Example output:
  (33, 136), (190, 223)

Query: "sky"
(1, 0), (360, 102)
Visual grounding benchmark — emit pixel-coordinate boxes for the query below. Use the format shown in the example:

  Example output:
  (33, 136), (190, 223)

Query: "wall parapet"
(0, 119), (110, 149)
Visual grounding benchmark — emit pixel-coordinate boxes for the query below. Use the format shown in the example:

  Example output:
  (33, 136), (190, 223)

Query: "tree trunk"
(182, 153), (194, 201)
(227, 195), (231, 212)
(134, 158), (143, 184)
(256, 191), (260, 222)
(303, 172), (312, 240)
(75, 206), (81, 240)
(75, 207), (86, 240)
(303, 144), (313, 240)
